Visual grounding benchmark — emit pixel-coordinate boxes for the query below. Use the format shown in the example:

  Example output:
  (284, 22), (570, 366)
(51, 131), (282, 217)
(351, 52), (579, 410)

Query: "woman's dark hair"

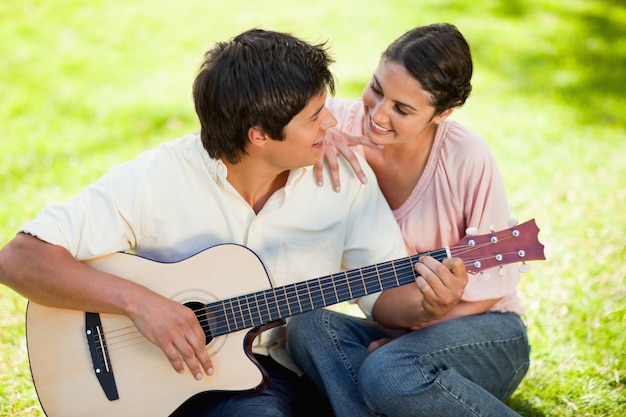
(383, 23), (473, 114)
(193, 29), (335, 164)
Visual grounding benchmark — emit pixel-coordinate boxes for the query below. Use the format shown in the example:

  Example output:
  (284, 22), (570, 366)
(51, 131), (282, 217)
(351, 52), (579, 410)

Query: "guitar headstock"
(450, 219), (545, 274)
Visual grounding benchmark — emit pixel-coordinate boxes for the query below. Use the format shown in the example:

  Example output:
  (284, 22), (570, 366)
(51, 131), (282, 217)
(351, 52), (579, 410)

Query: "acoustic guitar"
(26, 219), (545, 417)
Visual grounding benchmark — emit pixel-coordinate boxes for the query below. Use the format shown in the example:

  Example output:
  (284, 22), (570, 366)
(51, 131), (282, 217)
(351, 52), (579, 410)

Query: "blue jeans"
(286, 310), (530, 417)
(171, 354), (333, 417)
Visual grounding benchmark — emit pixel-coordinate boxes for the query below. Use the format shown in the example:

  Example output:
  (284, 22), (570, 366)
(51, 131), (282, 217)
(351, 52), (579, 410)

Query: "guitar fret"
(243, 294), (255, 327)
(346, 271), (354, 300)
(285, 284), (302, 316)
(217, 301), (231, 333)
(229, 297), (238, 330)
(265, 290), (278, 321)
(292, 284), (302, 315)
(391, 259), (400, 286)
(365, 266), (381, 294)
(317, 277), (327, 306)
(350, 267), (366, 299)
(296, 281), (313, 313)
(236, 296), (247, 329)
(224, 300), (234, 333)
(273, 288), (287, 319)
(321, 276), (338, 306)
(248, 293), (260, 327)
(253, 292), (265, 325)
(304, 281), (314, 311)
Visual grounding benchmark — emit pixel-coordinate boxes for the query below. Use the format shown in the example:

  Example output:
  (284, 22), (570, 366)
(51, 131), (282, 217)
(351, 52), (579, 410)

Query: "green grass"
(1, 0), (624, 415)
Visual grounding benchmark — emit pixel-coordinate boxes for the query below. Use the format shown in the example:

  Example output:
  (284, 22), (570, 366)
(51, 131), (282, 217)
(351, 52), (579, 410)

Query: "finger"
(334, 140), (368, 185)
(339, 130), (383, 150)
(162, 342), (186, 375)
(442, 257), (468, 285)
(322, 142), (342, 192)
(314, 155), (325, 187)
(415, 256), (467, 298)
(176, 340), (204, 380)
(413, 256), (448, 294)
(190, 328), (214, 377)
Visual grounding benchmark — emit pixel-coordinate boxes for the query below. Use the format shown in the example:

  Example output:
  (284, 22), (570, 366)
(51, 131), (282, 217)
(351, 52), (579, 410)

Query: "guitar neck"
(204, 248), (449, 337)
(200, 218), (545, 339)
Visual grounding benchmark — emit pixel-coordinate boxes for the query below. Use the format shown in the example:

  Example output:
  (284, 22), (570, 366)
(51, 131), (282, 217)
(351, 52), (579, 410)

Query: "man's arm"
(0, 233), (214, 380)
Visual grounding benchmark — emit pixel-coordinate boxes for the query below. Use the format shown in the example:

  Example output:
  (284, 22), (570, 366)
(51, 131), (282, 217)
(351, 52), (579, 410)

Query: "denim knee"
(358, 346), (425, 411)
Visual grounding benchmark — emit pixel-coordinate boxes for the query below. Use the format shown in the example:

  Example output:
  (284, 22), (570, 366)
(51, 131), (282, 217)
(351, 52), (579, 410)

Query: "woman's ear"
(433, 107), (455, 124)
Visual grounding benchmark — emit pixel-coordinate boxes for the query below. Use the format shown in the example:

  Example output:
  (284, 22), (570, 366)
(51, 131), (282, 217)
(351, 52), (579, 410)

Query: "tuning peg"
(498, 266), (508, 277)
(519, 263), (532, 273)
(478, 272), (491, 282)
(507, 218), (519, 227)
(465, 227), (479, 236)
(490, 224), (496, 232)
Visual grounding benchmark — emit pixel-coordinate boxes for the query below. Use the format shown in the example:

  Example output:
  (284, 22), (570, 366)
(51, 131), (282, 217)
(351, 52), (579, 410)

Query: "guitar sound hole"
(185, 301), (213, 345)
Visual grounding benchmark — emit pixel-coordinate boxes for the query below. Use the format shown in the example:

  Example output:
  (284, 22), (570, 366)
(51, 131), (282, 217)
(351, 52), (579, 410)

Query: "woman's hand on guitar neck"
(127, 289), (215, 380)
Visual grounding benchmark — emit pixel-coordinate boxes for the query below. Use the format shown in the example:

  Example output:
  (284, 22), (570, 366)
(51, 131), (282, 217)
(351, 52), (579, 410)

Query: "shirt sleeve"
(338, 154), (408, 319)
(19, 160), (145, 260)
(447, 124), (522, 301)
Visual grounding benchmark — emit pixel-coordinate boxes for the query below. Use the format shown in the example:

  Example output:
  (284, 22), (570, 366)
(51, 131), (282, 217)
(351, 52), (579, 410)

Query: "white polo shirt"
(20, 134), (407, 364)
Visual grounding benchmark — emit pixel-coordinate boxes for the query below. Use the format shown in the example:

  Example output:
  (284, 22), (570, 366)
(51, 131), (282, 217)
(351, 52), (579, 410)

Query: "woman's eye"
(395, 106), (408, 116)
(369, 83), (382, 95)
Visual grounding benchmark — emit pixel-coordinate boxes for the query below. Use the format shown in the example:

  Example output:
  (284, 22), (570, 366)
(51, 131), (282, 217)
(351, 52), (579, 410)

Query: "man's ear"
(433, 107), (455, 124)
(248, 126), (268, 148)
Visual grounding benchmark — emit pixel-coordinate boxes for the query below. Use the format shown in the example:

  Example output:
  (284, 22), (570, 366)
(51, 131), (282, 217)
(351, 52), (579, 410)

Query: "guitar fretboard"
(203, 248), (449, 337)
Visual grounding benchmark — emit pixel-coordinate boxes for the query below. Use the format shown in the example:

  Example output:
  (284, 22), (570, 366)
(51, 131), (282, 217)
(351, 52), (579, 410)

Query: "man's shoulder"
(131, 134), (211, 169)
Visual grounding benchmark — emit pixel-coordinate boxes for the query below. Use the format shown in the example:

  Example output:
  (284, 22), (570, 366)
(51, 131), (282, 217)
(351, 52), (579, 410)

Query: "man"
(0, 29), (466, 416)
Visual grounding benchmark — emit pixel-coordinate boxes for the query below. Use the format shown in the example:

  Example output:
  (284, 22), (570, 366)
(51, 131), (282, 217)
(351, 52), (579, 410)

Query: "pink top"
(328, 98), (524, 315)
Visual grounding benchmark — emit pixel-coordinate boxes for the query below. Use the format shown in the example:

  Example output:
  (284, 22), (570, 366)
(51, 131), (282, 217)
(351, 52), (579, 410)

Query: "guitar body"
(26, 244), (274, 417)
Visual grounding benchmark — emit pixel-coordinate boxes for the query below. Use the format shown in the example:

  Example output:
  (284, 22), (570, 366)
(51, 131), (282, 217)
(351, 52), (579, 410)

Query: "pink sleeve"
(444, 123), (522, 304)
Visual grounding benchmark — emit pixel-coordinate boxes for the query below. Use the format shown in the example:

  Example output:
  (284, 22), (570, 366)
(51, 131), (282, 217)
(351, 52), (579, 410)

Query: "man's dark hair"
(193, 29), (335, 164)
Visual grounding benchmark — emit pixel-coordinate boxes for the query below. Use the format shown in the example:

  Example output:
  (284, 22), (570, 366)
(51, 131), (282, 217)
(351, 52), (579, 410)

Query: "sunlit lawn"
(1, 0), (624, 416)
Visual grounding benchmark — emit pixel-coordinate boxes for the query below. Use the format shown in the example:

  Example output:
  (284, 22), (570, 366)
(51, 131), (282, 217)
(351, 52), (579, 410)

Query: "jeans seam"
(323, 310), (361, 386)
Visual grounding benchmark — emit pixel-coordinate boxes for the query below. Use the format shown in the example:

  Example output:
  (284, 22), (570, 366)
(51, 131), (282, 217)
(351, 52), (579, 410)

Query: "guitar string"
(98, 236), (523, 353)
(100, 237), (519, 348)
(200, 245), (520, 337)
(99, 240), (518, 351)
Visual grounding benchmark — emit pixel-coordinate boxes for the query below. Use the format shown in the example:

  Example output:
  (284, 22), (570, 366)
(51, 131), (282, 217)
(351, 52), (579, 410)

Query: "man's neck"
(223, 159), (290, 214)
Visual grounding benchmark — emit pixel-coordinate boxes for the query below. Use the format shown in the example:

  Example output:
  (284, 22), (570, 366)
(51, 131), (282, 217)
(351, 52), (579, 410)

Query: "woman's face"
(361, 59), (450, 145)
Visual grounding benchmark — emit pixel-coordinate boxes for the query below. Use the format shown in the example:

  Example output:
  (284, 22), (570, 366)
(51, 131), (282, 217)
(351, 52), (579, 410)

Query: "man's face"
(264, 92), (337, 170)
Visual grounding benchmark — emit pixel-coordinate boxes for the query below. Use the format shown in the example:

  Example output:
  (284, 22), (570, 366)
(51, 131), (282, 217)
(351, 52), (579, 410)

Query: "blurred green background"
(1, 0), (625, 415)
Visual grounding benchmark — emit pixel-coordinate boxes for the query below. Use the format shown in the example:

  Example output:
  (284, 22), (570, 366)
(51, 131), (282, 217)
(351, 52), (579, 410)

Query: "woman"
(287, 23), (530, 417)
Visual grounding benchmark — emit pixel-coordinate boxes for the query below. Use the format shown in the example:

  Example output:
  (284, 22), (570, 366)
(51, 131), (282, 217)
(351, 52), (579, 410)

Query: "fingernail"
(359, 175), (368, 184)
(196, 372), (203, 380)
(207, 367), (214, 376)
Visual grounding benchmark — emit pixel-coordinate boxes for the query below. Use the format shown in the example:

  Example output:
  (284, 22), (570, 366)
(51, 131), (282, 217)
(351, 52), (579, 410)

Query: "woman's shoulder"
(438, 119), (494, 160)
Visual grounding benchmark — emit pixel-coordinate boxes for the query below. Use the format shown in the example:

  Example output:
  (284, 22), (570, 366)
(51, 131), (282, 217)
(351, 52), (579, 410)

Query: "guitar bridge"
(85, 312), (119, 401)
